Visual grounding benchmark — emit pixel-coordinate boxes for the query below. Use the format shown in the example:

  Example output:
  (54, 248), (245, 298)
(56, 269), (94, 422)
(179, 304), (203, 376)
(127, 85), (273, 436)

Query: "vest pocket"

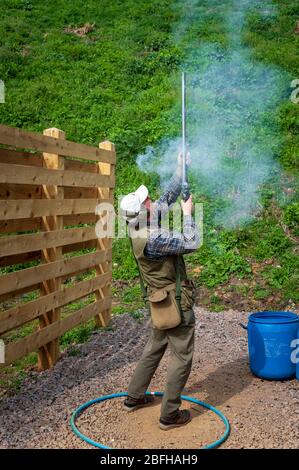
(148, 288), (181, 330)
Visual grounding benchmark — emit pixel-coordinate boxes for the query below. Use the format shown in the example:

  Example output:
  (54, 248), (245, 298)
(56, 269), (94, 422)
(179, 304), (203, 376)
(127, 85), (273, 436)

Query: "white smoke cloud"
(137, 0), (289, 228)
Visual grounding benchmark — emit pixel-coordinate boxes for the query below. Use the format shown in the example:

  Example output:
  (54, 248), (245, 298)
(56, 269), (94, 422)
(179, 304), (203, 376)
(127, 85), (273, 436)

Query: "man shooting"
(120, 152), (200, 430)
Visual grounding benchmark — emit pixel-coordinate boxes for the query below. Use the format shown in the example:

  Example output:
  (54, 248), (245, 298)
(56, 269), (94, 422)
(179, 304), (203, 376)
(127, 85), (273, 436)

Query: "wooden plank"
(0, 256), (99, 302)
(94, 141), (115, 328)
(0, 147), (42, 166)
(0, 213), (97, 233)
(65, 159), (97, 173)
(0, 226), (98, 257)
(0, 251), (40, 268)
(3, 297), (112, 365)
(0, 248), (112, 296)
(63, 239), (98, 254)
(0, 149), (101, 173)
(0, 284), (40, 303)
(0, 239), (98, 268)
(0, 271), (111, 334)
(0, 124), (116, 164)
(0, 259), (98, 302)
(64, 187), (97, 199)
(64, 213), (97, 226)
(0, 197), (112, 220)
(0, 162), (115, 188)
(61, 266), (95, 282)
(0, 218), (41, 234)
(0, 262), (98, 302)
(39, 127), (65, 369)
(0, 183), (42, 200)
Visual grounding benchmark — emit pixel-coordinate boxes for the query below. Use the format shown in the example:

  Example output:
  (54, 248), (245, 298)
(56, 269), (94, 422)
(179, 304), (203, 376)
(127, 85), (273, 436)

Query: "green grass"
(0, 352), (36, 397)
(0, 0), (298, 389)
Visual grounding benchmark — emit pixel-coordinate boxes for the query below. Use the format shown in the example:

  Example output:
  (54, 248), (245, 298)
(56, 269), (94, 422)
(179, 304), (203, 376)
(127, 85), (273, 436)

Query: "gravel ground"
(0, 307), (298, 449)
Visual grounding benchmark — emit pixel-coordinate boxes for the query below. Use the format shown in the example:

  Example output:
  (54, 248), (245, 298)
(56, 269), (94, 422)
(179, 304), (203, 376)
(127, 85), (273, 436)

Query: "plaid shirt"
(144, 174), (200, 260)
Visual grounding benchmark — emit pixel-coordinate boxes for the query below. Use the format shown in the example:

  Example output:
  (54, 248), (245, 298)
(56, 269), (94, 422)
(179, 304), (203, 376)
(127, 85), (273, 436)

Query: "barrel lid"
(249, 311), (299, 324)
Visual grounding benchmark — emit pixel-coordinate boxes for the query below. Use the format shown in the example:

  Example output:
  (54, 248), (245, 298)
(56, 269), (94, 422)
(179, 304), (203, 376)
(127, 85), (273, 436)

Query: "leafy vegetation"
(0, 0), (298, 388)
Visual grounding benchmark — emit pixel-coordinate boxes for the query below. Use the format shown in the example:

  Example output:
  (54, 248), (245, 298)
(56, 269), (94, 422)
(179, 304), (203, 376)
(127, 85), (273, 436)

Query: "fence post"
(94, 140), (115, 327)
(38, 127), (65, 370)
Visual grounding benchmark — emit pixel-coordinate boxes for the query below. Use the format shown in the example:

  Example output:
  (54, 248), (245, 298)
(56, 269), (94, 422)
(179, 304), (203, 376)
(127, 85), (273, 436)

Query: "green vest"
(130, 227), (195, 311)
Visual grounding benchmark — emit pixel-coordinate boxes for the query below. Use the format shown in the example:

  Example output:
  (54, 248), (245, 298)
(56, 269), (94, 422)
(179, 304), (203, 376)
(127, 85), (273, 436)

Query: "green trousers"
(128, 309), (195, 420)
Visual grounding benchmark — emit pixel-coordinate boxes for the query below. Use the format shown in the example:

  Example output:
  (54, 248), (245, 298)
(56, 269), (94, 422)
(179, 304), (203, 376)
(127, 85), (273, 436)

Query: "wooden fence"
(0, 124), (115, 370)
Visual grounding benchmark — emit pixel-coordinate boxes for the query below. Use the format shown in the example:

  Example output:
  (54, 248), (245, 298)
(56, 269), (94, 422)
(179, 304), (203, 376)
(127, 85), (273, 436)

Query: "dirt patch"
(0, 308), (298, 449)
(64, 23), (95, 37)
(194, 269), (298, 313)
(78, 396), (222, 449)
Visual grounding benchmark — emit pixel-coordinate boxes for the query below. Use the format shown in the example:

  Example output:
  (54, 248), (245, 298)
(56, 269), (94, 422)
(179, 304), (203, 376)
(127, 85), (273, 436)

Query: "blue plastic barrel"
(296, 327), (299, 381)
(247, 311), (299, 380)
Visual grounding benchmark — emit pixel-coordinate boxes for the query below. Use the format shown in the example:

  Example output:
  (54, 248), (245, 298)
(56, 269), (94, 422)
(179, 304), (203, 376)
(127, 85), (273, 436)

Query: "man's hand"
(181, 195), (193, 216)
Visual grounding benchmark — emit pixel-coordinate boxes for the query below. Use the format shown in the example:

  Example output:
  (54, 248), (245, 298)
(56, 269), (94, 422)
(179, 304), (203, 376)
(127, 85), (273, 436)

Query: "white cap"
(120, 185), (149, 220)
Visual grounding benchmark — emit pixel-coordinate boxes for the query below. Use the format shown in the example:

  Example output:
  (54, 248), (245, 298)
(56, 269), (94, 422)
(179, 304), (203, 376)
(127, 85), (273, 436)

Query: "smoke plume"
(137, 0), (289, 228)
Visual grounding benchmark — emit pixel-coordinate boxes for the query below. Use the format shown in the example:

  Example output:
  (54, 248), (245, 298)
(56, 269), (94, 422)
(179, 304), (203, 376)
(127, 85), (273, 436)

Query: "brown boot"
(159, 410), (191, 430)
(123, 395), (155, 412)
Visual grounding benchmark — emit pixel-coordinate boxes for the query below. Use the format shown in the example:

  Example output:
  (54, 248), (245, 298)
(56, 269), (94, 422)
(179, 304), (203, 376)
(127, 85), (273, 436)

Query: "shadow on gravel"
(0, 315), (151, 446)
(185, 357), (252, 409)
(0, 316), (251, 447)
(0, 315), (150, 403)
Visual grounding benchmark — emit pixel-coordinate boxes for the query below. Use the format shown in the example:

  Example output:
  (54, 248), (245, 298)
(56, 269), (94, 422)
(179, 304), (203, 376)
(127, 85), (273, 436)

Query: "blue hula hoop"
(70, 391), (230, 449)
